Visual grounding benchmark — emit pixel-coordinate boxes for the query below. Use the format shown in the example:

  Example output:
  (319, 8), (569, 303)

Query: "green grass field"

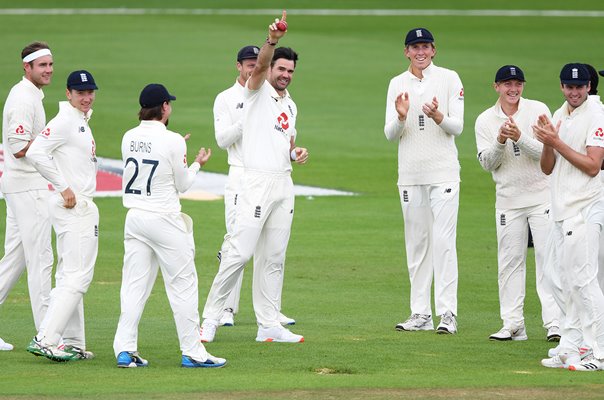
(1, 1), (604, 399)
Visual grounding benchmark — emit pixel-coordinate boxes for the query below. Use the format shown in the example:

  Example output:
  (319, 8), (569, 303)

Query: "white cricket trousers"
(113, 209), (209, 361)
(545, 198), (604, 359)
(398, 182), (459, 317)
(221, 166), (245, 314)
(204, 170), (294, 328)
(0, 190), (53, 329)
(495, 204), (561, 330)
(37, 194), (98, 348)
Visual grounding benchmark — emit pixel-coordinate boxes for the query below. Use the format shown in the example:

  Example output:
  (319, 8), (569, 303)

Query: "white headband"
(22, 48), (52, 63)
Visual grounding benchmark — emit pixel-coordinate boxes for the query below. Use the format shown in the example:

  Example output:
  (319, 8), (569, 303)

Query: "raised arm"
(248, 10), (288, 91)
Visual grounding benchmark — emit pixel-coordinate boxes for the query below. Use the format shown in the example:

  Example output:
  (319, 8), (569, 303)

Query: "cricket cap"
(139, 84), (176, 108)
(67, 70), (98, 90)
(237, 45), (260, 62)
(560, 63), (590, 85)
(405, 28), (434, 46)
(495, 65), (526, 83)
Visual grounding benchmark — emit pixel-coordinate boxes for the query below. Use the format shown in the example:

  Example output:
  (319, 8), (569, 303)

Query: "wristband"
(290, 149), (297, 161)
(266, 37), (278, 46)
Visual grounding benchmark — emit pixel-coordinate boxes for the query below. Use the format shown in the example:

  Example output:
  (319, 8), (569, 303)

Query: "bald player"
(213, 45), (294, 327)
(0, 42), (54, 351)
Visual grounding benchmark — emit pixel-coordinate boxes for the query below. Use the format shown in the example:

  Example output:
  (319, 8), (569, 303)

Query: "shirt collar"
(59, 101), (93, 120)
(269, 80), (290, 101)
(494, 97), (525, 118)
(21, 76), (45, 100)
(561, 98), (590, 118)
(139, 120), (167, 130)
(407, 62), (435, 80)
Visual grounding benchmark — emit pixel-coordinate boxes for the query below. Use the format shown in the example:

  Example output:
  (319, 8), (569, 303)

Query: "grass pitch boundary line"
(0, 8), (603, 17)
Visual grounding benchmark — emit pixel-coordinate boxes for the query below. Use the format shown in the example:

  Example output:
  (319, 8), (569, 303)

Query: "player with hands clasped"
(213, 44), (296, 328)
(385, 28), (464, 334)
(475, 65), (562, 342)
(113, 84), (225, 368)
(0, 42), (55, 352)
(534, 64), (604, 371)
(202, 11), (308, 343)
(26, 70), (100, 362)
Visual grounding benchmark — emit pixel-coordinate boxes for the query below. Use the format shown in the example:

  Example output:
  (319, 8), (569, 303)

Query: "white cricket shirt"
(214, 80), (245, 168)
(384, 63), (464, 185)
(475, 97), (550, 209)
(27, 101), (97, 198)
(1, 77), (48, 193)
(550, 99), (604, 221)
(121, 120), (200, 213)
(242, 80), (297, 173)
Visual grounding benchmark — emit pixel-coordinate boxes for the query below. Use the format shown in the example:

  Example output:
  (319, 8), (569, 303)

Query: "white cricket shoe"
(548, 345), (560, 358)
(200, 320), (218, 343)
(395, 314), (434, 331)
(541, 353), (580, 369)
(569, 353), (604, 371)
(256, 326), (304, 343)
(489, 326), (527, 341)
(0, 337), (13, 351)
(436, 311), (457, 334)
(278, 312), (296, 326)
(546, 326), (561, 342)
(219, 310), (234, 327)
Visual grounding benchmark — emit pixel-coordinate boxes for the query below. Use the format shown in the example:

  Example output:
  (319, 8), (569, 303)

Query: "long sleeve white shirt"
(384, 63), (464, 185)
(1, 77), (49, 193)
(550, 99), (604, 221)
(121, 120), (200, 213)
(214, 80), (245, 168)
(27, 101), (97, 198)
(475, 97), (550, 209)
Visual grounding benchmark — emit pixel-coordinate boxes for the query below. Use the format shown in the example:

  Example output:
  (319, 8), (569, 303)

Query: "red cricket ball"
(276, 21), (288, 31)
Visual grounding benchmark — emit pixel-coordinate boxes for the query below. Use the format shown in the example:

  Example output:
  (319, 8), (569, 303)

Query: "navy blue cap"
(405, 28), (434, 46)
(599, 70), (604, 78)
(139, 84), (176, 108)
(560, 63), (590, 85)
(237, 45), (260, 62)
(495, 65), (526, 83)
(66, 70), (98, 90)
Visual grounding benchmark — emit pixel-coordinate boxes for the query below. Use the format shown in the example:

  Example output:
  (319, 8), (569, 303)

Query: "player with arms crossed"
(26, 70), (99, 362)
(384, 28), (464, 334)
(475, 65), (562, 342)
(201, 11), (308, 343)
(0, 42), (54, 351)
(535, 64), (604, 371)
(113, 84), (226, 368)
(213, 44), (295, 327)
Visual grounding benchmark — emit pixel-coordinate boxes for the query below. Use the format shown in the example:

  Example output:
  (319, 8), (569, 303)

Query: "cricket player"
(0, 42), (54, 351)
(25, 70), (99, 362)
(384, 27), (463, 334)
(535, 63), (604, 371)
(201, 11), (308, 343)
(113, 83), (226, 369)
(213, 44), (294, 327)
(475, 65), (562, 342)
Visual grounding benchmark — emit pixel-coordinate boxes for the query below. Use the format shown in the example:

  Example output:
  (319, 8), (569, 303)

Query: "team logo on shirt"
(15, 125), (24, 134)
(41, 128), (50, 137)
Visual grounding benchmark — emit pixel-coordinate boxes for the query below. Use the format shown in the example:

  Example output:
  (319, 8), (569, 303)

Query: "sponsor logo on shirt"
(513, 142), (520, 156)
(15, 125), (24, 134)
(594, 127), (604, 140)
(459, 87), (464, 100)
(274, 112), (290, 136)
(500, 213), (506, 226)
(236, 102), (244, 109)
(41, 127), (50, 137)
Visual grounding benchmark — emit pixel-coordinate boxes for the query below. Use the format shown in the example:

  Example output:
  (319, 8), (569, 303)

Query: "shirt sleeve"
(172, 136), (199, 193)
(214, 92), (243, 150)
(438, 71), (464, 136)
(384, 77), (406, 141)
(25, 120), (70, 192)
(5, 100), (36, 154)
(515, 105), (550, 161)
(475, 114), (505, 171)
